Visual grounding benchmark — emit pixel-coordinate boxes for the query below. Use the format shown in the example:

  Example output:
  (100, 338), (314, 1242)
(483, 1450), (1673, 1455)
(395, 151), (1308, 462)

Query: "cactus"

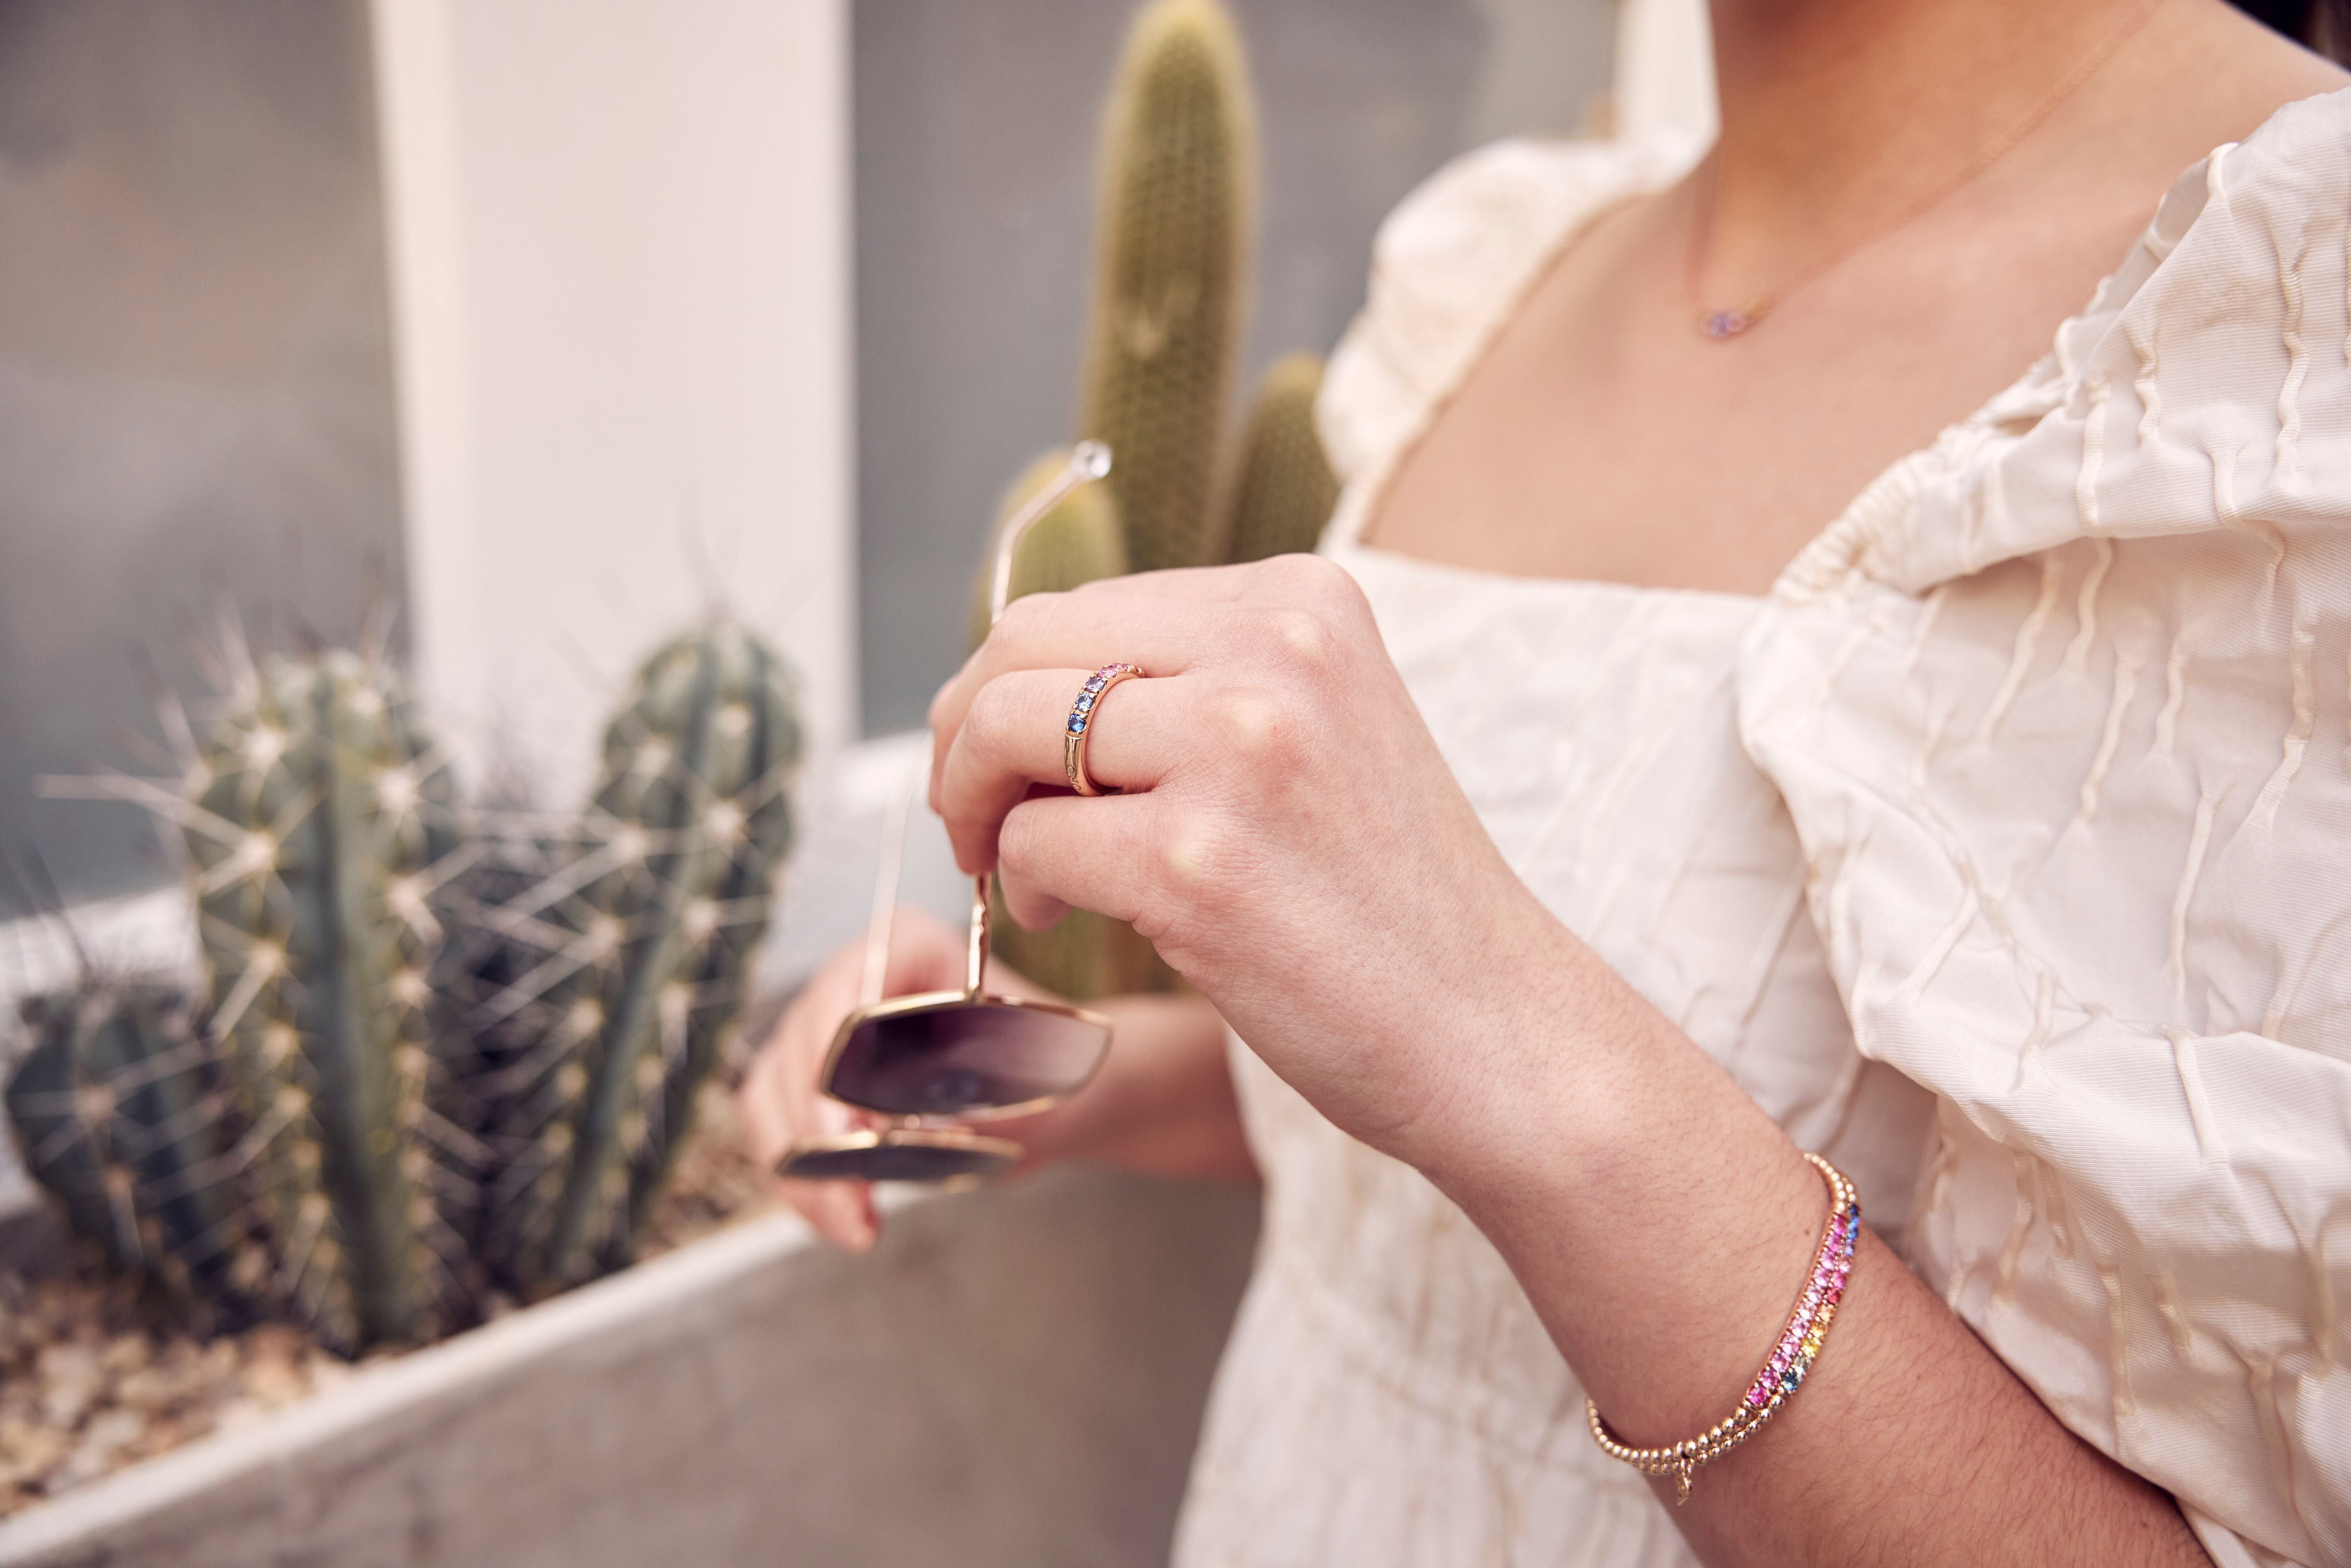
(524, 620), (800, 1291)
(440, 805), (603, 1296)
(965, 455), (1166, 1000)
(181, 649), (467, 1352)
(1081, 0), (1255, 575)
(4, 980), (264, 1322)
(967, 449), (1131, 648)
(1225, 354), (1338, 564)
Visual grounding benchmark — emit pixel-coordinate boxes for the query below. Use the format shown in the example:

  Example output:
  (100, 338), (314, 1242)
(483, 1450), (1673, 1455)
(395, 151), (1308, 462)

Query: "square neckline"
(1322, 131), (2122, 608)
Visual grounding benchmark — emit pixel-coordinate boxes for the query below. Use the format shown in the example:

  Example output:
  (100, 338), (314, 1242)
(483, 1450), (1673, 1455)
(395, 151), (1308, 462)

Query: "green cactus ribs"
(529, 619), (800, 1291)
(180, 647), (471, 1353)
(1225, 354), (1339, 564)
(1082, 0), (1256, 576)
(5, 979), (264, 1324)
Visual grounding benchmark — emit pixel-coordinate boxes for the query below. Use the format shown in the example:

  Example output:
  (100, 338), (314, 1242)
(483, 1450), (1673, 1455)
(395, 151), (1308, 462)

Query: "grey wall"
(854, 0), (1617, 734)
(0, 0), (406, 916)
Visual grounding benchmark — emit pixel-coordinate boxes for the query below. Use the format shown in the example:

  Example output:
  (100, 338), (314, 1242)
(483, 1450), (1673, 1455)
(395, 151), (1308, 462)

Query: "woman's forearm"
(1420, 915), (2206, 1568)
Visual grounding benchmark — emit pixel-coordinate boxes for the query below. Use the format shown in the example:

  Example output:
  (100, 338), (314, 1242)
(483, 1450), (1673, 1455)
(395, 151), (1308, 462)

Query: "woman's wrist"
(1390, 906), (1835, 1440)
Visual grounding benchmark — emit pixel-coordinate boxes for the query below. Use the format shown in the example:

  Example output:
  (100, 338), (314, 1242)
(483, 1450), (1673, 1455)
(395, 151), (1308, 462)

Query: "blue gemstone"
(1076, 694), (1095, 711)
(1067, 718), (1084, 735)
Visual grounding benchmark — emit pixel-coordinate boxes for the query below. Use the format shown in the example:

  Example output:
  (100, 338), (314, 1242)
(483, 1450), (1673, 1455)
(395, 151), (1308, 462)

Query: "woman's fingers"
(935, 667), (1182, 872)
(993, 790), (1168, 934)
(933, 589), (1251, 756)
(738, 906), (975, 1253)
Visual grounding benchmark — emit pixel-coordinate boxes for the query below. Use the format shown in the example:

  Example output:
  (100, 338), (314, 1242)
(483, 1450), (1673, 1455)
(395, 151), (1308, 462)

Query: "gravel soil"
(0, 1083), (781, 1517)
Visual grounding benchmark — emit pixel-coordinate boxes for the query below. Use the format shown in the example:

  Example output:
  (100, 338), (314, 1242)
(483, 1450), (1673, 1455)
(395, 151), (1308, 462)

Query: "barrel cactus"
(517, 619), (801, 1292)
(4, 979), (263, 1323)
(1081, 0), (1255, 576)
(181, 649), (468, 1353)
(1225, 353), (1338, 563)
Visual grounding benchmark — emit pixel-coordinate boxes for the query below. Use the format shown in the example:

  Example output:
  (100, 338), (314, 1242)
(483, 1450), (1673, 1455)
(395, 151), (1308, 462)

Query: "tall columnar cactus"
(1225, 353), (1339, 564)
(967, 449), (1131, 648)
(4, 980), (263, 1322)
(1081, 0), (1255, 575)
(182, 650), (466, 1353)
(524, 620), (800, 1291)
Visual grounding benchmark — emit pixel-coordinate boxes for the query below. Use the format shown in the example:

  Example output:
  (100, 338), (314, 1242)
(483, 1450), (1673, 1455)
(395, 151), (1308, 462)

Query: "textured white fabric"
(1174, 91), (2351, 1568)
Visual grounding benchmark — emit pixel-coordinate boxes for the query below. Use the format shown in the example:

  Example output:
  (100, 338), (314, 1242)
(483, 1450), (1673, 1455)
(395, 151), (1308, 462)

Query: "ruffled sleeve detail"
(1742, 88), (2351, 1567)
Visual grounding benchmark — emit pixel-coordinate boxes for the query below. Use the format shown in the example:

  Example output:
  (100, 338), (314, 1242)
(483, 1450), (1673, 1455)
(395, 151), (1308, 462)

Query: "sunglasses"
(777, 444), (1119, 1183)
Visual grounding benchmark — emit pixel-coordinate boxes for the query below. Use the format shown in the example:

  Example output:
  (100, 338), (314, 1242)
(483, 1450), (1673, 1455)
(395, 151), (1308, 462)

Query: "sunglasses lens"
(779, 1133), (1018, 1183)
(828, 1002), (1111, 1116)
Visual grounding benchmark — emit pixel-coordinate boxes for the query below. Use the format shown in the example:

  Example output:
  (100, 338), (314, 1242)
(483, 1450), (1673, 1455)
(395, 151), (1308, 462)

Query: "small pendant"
(1698, 307), (1756, 340)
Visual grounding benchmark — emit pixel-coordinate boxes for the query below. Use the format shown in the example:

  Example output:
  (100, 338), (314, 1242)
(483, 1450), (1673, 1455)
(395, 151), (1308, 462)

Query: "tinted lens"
(779, 1135), (1017, 1182)
(828, 1001), (1110, 1116)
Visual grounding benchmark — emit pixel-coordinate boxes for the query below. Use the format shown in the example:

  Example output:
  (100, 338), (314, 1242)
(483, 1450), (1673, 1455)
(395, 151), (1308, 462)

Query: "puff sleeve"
(1740, 92), (2351, 1567)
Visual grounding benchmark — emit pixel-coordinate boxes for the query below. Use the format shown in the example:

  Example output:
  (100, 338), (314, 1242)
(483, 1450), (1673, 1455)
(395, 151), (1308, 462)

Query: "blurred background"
(0, 0), (1681, 922)
(0, 1), (1695, 1562)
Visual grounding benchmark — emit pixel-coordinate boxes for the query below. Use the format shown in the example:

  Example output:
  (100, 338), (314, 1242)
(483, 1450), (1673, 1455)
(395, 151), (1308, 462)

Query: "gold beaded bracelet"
(1586, 1152), (1861, 1504)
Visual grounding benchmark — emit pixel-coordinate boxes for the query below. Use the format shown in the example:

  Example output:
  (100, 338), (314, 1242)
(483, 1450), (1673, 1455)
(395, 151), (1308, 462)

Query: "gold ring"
(1063, 664), (1143, 796)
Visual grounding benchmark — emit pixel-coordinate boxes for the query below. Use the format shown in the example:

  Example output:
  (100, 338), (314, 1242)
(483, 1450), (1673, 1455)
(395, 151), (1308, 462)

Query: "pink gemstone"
(1747, 1386), (1769, 1408)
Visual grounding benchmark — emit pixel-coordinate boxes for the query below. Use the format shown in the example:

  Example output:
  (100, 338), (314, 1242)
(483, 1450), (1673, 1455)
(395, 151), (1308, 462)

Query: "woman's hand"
(927, 554), (1584, 1173)
(738, 905), (975, 1251)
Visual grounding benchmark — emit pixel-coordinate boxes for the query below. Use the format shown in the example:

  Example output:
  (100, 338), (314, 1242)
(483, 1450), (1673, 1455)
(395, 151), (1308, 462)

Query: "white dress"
(1173, 89), (2351, 1568)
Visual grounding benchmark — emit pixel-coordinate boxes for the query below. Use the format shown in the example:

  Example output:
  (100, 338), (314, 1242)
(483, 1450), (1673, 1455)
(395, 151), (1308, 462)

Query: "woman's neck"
(1699, 0), (2163, 279)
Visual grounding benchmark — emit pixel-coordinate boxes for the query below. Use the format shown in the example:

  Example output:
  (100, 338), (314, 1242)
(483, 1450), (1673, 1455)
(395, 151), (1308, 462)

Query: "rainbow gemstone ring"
(1063, 663), (1145, 797)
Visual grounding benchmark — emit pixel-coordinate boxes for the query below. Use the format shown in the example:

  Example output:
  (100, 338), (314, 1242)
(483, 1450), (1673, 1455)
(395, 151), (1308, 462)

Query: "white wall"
(371, 0), (856, 803)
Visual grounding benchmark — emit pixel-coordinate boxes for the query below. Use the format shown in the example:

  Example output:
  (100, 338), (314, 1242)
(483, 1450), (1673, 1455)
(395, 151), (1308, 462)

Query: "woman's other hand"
(738, 904), (972, 1252)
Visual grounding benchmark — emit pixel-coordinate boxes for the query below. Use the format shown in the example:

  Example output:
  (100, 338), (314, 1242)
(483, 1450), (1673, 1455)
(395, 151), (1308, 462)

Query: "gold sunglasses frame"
(779, 443), (1118, 1180)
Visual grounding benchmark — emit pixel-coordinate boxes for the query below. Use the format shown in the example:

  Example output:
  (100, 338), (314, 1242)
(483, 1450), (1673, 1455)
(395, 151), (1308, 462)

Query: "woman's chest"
(1341, 551), (1841, 1066)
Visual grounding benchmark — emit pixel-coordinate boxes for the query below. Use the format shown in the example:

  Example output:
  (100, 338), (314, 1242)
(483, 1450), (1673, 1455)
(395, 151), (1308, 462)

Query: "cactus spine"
(1081, 0), (1255, 575)
(182, 650), (464, 1352)
(4, 981), (262, 1319)
(528, 620), (800, 1290)
(1224, 353), (1338, 563)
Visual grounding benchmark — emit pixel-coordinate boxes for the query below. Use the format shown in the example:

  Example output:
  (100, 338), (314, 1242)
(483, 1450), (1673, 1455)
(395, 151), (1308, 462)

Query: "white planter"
(0, 1170), (1258, 1568)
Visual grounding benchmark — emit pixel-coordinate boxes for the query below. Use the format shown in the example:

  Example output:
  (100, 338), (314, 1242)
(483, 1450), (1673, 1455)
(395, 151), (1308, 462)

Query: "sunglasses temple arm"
(961, 441), (1108, 1004)
(859, 743), (929, 1011)
(987, 440), (1113, 626)
(967, 874), (991, 999)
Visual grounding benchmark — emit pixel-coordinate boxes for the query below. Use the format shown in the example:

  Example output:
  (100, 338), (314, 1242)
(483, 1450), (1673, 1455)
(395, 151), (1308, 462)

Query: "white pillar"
(371, 0), (857, 805)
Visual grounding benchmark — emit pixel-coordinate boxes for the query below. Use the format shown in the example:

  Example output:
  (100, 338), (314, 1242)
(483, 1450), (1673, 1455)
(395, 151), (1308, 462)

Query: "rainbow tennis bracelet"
(1586, 1152), (1861, 1504)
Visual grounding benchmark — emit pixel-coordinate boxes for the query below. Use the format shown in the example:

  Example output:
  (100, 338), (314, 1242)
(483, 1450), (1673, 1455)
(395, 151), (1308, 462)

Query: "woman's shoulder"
(1316, 135), (1695, 485)
(1784, 84), (2351, 603)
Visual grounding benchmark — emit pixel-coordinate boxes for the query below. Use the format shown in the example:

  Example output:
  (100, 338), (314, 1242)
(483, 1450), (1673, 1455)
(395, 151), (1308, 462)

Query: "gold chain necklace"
(1685, 0), (2163, 341)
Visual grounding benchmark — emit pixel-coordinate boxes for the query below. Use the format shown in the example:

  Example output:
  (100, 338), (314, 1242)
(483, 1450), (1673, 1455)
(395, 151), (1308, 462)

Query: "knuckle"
(1269, 608), (1341, 675)
(963, 679), (1024, 760)
(1216, 687), (1297, 769)
(996, 806), (1046, 880)
(995, 590), (1060, 644)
